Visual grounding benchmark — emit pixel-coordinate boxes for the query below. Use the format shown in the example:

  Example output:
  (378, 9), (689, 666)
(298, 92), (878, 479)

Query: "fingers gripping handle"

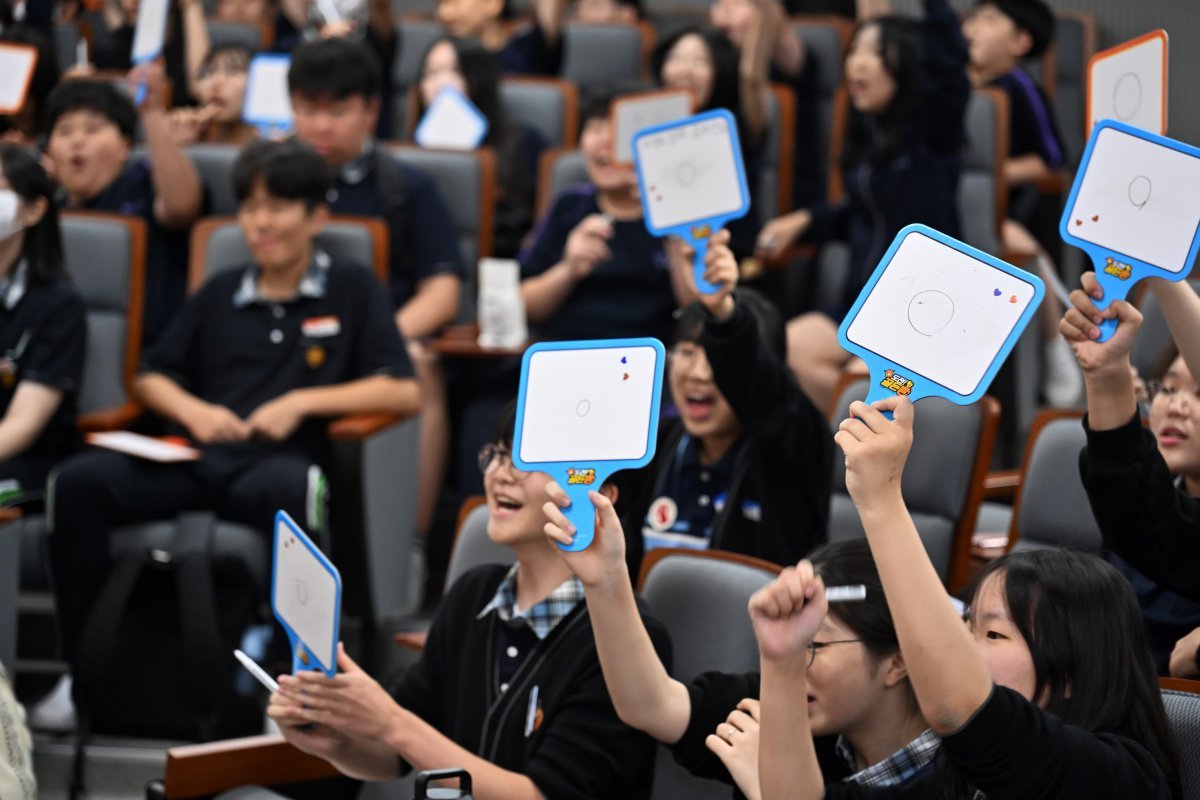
(1091, 273), (1122, 342)
(863, 380), (896, 420)
(555, 483), (598, 552)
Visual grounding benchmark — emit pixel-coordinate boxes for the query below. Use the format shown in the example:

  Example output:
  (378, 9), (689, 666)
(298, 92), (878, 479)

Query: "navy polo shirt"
(140, 252), (413, 464)
(325, 146), (464, 310)
(990, 68), (1065, 169)
(501, 24), (561, 75)
(75, 157), (199, 348)
(0, 262), (86, 459)
(641, 434), (746, 552)
(518, 185), (676, 343)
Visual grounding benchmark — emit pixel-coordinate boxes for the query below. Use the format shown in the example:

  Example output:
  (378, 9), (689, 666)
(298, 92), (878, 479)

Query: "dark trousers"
(48, 448), (317, 662)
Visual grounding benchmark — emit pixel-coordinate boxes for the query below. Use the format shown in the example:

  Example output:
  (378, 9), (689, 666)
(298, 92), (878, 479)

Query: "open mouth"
(1159, 425), (1189, 446)
(682, 391), (716, 419)
(492, 494), (524, 516)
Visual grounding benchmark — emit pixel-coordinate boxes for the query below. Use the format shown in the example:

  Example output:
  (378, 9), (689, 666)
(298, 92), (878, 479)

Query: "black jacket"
(390, 565), (670, 799)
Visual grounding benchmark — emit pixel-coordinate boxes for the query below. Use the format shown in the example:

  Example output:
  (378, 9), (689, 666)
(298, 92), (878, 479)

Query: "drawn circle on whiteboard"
(1113, 72), (1142, 122)
(676, 160), (698, 186)
(295, 579), (309, 605)
(907, 290), (955, 337)
(1127, 175), (1152, 210)
(576, 399), (591, 418)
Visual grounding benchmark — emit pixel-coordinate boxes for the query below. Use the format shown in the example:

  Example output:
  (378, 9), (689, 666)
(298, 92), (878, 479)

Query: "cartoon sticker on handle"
(1059, 120), (1200, 342)
(633, 110), (750, 295)
(513, 339), (666, 551)
(272, 510), (341, 677)
(838, 225), (1044, 417)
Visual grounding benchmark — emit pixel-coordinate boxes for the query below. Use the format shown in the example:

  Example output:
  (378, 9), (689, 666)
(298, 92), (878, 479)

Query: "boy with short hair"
(963, 0), (1064, 190)
(44, 71), (204, 346)
(38, 139), (417, 729)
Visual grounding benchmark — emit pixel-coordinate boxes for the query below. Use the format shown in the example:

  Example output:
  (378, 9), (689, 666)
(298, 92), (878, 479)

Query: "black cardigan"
(389, 565), (671, 799)
(1079, 412), (1200, 602)
(823, 686), (1170, 799)
(621, 298), (833, 573)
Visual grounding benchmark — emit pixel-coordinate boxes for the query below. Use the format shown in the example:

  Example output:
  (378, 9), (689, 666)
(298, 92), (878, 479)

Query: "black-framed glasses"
(477, 443), (529, 479)
(1147, 380), (1200, 405)
(806, 639), (863, 668)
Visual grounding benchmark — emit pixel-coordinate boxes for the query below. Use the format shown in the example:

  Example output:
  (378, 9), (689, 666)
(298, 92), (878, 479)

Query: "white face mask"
(0, 190), (25, 241)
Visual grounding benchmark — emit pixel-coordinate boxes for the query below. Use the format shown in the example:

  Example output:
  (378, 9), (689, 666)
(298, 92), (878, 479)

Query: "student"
(170, 44), (257, 147)
(267, 403), (669, 800)
(44, 74), (205, 347)
(0, 145), (86, 507)
(751, 394), (1181, 800)
(0, 19), (61, 145)
(37, 139), (417, 730)
(1063, 274), (1200, 675)
(435, 0), (561, 75)
(90, 0), (191, 108)
(416, 36), (545, 258)
(758, 0), (969, 411)
(289, 37), (463, 584)
(543, 492), (934, 800)
(515, 0), (643, 76)
(619, 230), (830, 568)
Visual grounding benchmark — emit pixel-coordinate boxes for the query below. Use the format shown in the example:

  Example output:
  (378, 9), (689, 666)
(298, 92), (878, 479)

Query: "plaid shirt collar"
(232, 248), (331, 308)
(476, 564), (585, 640)
(837, 728), (940, 787)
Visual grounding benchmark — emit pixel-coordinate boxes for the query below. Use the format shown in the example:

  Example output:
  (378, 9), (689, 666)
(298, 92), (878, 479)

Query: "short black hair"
(579, 81), (652, 128)
(45, 80), (137, 142)
(674, 288), (786, 363)
(982, 0), (1054, 59)
(288, 36), (382, 102)
(199, 43), (253, 76)
(232, 139), (332, 210)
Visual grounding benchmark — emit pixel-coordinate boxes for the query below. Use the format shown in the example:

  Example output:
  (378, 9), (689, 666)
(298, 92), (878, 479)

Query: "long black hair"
(652, 27), (741, 118)
(955, 549), (1182, 799)
(0, 144), (63, 284)
(418, 36), (508, 149)
(840, 15), (923, 169)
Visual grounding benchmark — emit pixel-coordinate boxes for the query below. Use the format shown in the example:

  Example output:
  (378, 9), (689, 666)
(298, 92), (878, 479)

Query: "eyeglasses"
(668, 344), (704, 371)
(1147, 380), (1200, 405)
(806, 639), (863, 668)
(477, 443), (529, 479)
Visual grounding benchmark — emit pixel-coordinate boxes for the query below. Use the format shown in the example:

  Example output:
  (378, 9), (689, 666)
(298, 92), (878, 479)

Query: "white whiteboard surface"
(131, 0), (169, 63)
(414, 87), (488, 150)
(846, 232), (1037, 396)
(0, 44), (37, 114)
(636, 114), (744, 231)
(1089, 31), (1166, 135)
(243, 56), (294, 128)
(273, 518), (338, 670)
(1066, 125), (1200, 273)
(613, 90), (692, 163)
(518, 345), (659, 464)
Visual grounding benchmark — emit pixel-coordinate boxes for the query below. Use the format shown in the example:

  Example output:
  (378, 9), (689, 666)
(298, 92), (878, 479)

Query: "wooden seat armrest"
(327, 411), (414, 442)
(1160, 677), (1200, 693)
(163, 734), (341, 799)
(394, 630), (429, 652)
(76, 402), (144, 433)
(983, 469), (1022, 500)
(1036, 170), (1068, 195)
(428, 325), (529, 358)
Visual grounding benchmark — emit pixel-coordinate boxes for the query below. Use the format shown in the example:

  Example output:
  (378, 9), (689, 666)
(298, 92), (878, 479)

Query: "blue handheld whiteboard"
(414, 86), (489, 149)
(130, 0), (169, 105)
(512, 338), (666, 551)
(272, 511), (341, 677)
(243, 54), (295, 138)
(1060, 120), (1200, 341)
(838, 225), (1045, 412)
(633, 109), (750, 294)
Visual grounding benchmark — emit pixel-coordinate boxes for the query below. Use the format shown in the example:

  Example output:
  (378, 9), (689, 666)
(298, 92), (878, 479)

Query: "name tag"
(301, 316), (341, 338)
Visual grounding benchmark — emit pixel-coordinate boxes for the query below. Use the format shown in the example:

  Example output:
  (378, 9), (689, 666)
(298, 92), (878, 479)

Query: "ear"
(598, 481), (619, 508)
(366, 96), (382, 128)
(308, 202), (330, 233)
(1012, 29), (1035, 59)
(20, 196), (47, 228)
(881, 649), (910, 688)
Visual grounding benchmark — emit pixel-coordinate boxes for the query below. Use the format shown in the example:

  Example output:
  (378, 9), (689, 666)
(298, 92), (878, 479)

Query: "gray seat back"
(0, 521), (16, 670)
(501, 77), (577, 148)
(538, 149), (588, 217)
(757, 87), (787, 223)
(187, 143), (241, 216)
(197, 219), (381, 283)
(793, 18), (849, 190)
(55, 22), (83, 74)
(1132, 281), (1200, 380)
(1009, 415), (1101, 553)
(392, 19), (446, 89)
(61, 213), (145, 414)
(1049, 14), (1090, 168)
(1162, 688), (1200, 800)
(445, 504), (515, 590)
(959, 89), (1005, 255)
(205, 20), (263, 51)
(560, 23), (644, 88)
(828, 379), (987, 581)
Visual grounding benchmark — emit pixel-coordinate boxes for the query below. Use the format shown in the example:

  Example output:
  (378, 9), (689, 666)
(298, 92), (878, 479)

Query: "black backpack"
(69, 512), (265, 795)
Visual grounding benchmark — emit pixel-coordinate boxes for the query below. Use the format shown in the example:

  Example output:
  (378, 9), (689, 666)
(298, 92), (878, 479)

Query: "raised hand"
(834, 396), (914, 512)
(1059, 271), (1143, 376)
(749, 560), (828, 663)
(542, 483), (628, 588)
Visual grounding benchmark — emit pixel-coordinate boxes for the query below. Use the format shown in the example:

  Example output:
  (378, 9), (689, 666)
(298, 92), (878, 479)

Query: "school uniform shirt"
(622, 298), (832, 572)
(989, 67), (1064, 173)
(802, 0), (969, 320)
(501, 24), (562, 75)
(519, 184), (676, 343)
(390, 564), (670, 800)
(324, 142), (465, 310)
(140, 249), (412, 466)
(671, 671), (938, 799)
(822, 686), (1172, 799)
(0, 261), (85, 465)
(1080, 412), (1200, 603)
(72, 157), (200, 347)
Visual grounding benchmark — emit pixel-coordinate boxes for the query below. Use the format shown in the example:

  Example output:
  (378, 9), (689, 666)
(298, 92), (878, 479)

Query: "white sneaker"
(28, 674), (76, 732)
(1044, 336), (1084, 408)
